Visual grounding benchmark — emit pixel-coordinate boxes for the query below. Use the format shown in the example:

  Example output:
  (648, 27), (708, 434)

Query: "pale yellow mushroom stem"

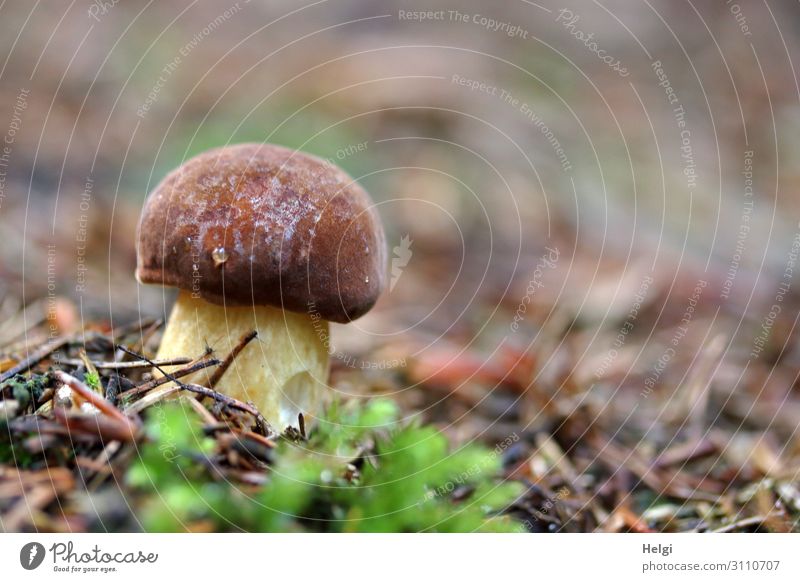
(155, 291), (330, 432)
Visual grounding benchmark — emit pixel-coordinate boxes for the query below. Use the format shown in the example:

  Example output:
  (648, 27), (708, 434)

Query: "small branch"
(53, 356), (193, 370)
(3, 487), (57, 532)
(117, 356), (220, 400)
(110, 317), (161, 343)
(119, 347), (217, 415)
(182, 395), (218, 425)
(182, 383), (266, 422)
(0, 337), (70, 383)
(124, 381), (272, 436)
(53, 407), (138, 442)
(117, 345), (270, 435)
(54, 371), (139, 441)
(123, 385), (183, 415)
(55, 371), (129, 425)
(712, 514), (774, 533)
(78, 350), (102, 395)
(118, 317), (164, 359)
(653, 438), (718, 469)
(208, 330), (258, 388)
(117, 344), (205, 386)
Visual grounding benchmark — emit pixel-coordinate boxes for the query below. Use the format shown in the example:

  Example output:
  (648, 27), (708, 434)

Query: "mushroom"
(136, 143), (386, 431)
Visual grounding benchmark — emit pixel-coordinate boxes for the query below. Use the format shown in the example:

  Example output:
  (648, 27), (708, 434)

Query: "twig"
(653, 438), (718, 469)
(86, 441), (125, 490)
(181, 383), (267, 423)
(53, 356), (193, 370)
(53, 408), (138, 442)
(110, 317), (160, 343)
(124, 381), (271, 436)
(712, 514), (773, 533)
(116, 344), (210, 382)
(3, 486), (57, 532)
(123, 384), (183, 415)
(218, 430), (276, 464)
(79, 350), (102, 395)
(108, 347), (271, 434)
(0, 337), (70, 383)
(117, 356), (220, 400)
(182, 395), (218, 425)
(208, 330), (257, 388)
(54, 371), (139, 441)
(115, 342), (214, 415)
(588, 432), (722, 501)
(55, 371), (128, 424)
(117, 317), (164, 358)
(682, 334), (726, 439)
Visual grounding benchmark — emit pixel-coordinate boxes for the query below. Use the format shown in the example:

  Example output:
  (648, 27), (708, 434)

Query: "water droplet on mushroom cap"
(212, 247), (229, 267)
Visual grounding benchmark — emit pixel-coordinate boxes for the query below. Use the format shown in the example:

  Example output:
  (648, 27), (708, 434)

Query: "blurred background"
(2, 0), (800, 530)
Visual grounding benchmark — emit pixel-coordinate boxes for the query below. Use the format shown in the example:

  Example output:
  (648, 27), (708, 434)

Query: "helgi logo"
(20, 542), (46, 570)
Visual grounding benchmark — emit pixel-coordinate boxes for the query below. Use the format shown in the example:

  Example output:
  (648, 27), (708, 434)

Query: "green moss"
(84, 371), (101, 392)
(1, 373), (52, 413)
(127, 399), (524, 533)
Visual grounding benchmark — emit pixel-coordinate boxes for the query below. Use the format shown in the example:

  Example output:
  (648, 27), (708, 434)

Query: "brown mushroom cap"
(136, 143), (386, 323)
